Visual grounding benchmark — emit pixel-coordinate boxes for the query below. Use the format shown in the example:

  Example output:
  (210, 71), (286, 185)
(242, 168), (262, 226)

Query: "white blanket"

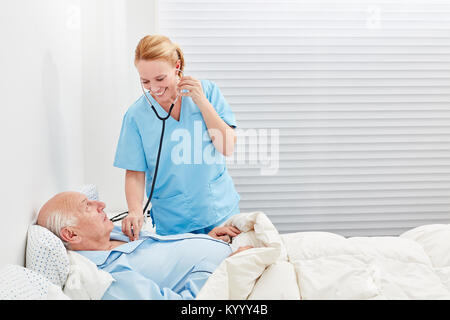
(196, 212), (450, 300)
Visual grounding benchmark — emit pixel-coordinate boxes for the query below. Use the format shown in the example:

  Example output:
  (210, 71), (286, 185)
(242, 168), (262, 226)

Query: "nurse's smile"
(152, 87), (167, 96)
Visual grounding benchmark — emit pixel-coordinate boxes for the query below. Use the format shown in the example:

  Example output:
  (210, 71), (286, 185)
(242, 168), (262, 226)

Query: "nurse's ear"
(175, 59), (182, 74)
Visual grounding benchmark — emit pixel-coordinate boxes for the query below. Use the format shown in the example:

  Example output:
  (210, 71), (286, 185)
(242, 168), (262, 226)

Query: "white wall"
(0, 0), (84, 267)
(80, 0), (157, 213)
(0, 0), (157, 267)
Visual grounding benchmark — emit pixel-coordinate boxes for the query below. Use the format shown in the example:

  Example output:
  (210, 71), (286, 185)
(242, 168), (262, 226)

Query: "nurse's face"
(136, 59), (181, 101)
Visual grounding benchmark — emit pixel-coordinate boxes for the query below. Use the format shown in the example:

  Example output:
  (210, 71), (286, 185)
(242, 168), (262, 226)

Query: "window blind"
(157, 0), (450, 236)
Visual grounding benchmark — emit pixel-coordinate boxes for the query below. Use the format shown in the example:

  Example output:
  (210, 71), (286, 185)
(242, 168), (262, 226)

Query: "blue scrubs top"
(77, 226), (232, 300)
(114, 79), (240, 235)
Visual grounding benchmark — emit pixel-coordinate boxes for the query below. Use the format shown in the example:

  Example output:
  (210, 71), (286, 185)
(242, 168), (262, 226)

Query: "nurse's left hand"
(177, 76), (205, 105)
(208, 226), (241, 243)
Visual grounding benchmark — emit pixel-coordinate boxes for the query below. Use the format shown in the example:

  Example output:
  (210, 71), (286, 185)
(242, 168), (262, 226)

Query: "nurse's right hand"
(122, 211), (144, 241)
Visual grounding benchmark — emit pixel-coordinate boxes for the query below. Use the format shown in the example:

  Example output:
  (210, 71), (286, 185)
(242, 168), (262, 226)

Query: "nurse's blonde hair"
(135, 34), (185, 72)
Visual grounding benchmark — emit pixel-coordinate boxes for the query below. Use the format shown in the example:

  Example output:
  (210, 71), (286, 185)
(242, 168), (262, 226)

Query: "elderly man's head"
(37, 191), (113, 250)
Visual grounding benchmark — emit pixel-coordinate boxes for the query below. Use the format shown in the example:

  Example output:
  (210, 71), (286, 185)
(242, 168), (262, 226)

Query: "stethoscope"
(109, 70), (183, 223)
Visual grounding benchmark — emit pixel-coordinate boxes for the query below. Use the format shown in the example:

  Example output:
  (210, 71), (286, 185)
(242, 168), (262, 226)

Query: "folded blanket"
(197, 211), (450, 300)
(196, 211), (300, 299)
(63, 251), (114, 299)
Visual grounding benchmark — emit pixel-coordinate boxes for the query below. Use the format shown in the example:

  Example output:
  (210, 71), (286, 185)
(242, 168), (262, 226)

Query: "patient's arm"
(208, 226), (241, 243)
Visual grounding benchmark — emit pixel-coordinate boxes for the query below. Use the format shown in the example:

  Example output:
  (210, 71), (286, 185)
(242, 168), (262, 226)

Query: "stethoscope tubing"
(110, 77), (181, 223)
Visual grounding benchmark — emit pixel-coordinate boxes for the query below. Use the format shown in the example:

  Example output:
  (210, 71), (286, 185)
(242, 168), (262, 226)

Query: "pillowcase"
(25, 224), (70, 288)
(25, 224), (114, 299)
(0, 264), (69, 300)
(78, 184), (99, 201)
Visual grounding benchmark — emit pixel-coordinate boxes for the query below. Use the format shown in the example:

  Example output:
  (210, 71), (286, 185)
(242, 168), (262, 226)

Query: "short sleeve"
(113, 111), (148, 172)
(204, 80), (237, 128)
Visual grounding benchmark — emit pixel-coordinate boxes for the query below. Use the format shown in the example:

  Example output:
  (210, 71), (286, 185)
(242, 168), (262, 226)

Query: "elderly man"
(37, 191), (250, 300)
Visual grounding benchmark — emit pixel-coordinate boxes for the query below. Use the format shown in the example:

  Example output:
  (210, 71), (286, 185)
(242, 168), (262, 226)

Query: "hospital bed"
(1, 187), (449, 299)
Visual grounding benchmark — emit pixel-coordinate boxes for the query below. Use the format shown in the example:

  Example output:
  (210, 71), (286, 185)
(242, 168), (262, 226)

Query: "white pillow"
(64, 251), (114, 299)
(78, 184), (99, 201)
(25, 225), (114, 300)
(25, 224), (70, 288)
(0, 264), (69, 300)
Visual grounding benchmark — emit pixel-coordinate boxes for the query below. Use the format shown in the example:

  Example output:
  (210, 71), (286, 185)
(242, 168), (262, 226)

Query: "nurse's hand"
(177, 76), (205, 105)
(122, 212), (144, 241)
(208, 226), (241, 243)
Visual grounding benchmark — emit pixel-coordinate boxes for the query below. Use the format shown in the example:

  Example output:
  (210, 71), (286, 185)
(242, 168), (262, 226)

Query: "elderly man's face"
(38, 191), (115, 249)
(72, 192), (113, 240)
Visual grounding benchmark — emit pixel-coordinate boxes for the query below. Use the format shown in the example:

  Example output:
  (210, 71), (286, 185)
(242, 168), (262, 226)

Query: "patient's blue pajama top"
(114, 79), (240, 235)
(77, 226), (231, 300)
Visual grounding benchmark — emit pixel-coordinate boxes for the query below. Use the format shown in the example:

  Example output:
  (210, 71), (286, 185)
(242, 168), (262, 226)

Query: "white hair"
(45, 210), (78, 248)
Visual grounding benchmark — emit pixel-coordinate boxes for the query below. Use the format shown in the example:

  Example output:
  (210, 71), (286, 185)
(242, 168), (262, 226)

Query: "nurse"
(114, 35), (240, 240)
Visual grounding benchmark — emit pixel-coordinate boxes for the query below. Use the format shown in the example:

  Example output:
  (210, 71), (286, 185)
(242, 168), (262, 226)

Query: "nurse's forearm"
(196, 97), (237, 157)
(125, 170), (145, 215)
